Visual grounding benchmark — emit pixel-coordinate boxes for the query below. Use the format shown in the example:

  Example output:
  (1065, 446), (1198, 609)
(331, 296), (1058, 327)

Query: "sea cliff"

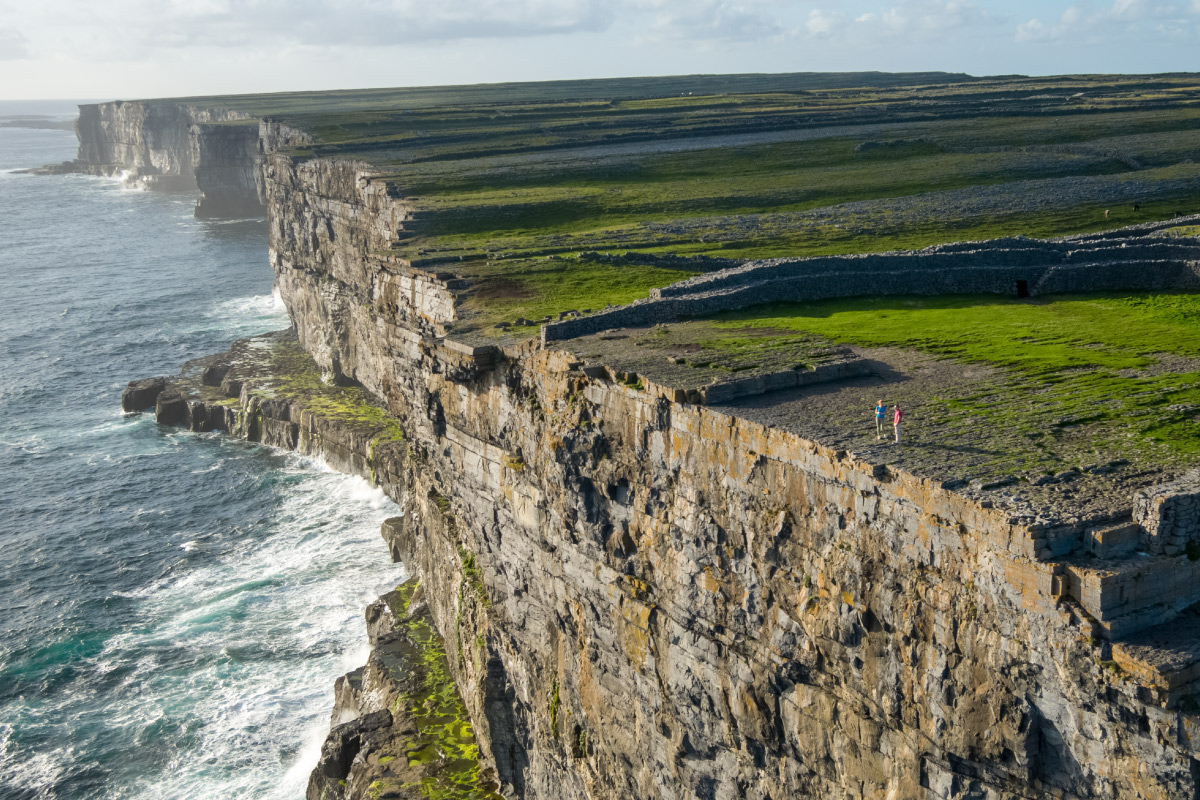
(95, 83), (1200, 800)
(74, 100), (263, 217)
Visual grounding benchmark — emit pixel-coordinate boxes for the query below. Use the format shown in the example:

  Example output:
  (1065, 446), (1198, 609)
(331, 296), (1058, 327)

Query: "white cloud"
(821, 1), (1000, 42)
(0, 27), (29, 60)
(36, 0), (619, 52)
(4, 0), (1200, 100)
(1015, 18), (1049, 41)
(1014, 0), (1200, 43)
(1111, 0), (1147, 19)
(640, 1), (788, 45)
(8, 0), (814, 57)
(806, 9), (844, 37)
(1059, 5), (1084, 25)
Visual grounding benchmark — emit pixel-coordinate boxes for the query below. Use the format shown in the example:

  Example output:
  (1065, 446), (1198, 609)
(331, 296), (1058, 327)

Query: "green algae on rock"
(308, 579), (503, 800)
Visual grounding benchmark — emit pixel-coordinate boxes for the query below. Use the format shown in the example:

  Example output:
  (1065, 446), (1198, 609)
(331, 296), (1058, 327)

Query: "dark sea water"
(0, 120), (403, 799)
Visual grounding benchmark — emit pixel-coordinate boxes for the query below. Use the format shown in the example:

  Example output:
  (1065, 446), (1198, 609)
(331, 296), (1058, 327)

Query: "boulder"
(154, 391), (187, 425)
(121, 377), (168, 412)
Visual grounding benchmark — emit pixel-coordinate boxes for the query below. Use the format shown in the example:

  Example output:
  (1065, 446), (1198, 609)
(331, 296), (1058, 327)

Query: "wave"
(209, 290), (287, 321)
(0, 132), (385, 800)
(13, 468), (403, 800)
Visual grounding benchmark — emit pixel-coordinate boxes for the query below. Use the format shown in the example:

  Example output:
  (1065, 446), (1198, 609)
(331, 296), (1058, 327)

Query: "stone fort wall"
(543, 218), (1200, 342)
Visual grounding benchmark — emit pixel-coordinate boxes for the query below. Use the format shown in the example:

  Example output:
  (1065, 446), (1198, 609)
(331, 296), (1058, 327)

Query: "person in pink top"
(893, 404), (903, 444)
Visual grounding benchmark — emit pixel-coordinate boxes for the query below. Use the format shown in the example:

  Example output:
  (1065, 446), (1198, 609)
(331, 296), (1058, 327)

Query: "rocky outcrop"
(309, 581), (505, 800)
(261, 151), (459, 378)
(73, 100), (264, 217)
(193, 122), (265, 218)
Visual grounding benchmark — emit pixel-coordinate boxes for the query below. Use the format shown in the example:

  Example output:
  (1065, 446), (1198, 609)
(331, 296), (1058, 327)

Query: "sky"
(0, 0), (1197, 101)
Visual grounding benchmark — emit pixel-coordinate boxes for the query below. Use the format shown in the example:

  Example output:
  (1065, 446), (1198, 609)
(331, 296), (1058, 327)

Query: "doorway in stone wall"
(1016, 280), (1030, 298)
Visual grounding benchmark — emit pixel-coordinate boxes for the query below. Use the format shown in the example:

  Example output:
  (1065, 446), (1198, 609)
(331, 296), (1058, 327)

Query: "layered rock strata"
(129, 323), (1200, 800)
(255, 149), (1200, 799)
(74, 101), (264, 217)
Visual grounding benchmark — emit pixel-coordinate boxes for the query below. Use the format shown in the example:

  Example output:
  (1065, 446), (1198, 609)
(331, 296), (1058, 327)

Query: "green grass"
(454, 257), (700, 334)
(714, 293), (1200, 374)
(265, 339), (403, 438)
(447, 188), (1200, 335)
(365, 79), (1200, 330)
(710, 292), (1200, 461)
(386, 580), (503, 800)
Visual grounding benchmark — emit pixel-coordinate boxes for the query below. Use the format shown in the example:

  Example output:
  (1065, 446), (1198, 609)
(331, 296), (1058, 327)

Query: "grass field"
(702, 292), (1200, 474)
(250, 72), (1200, 335)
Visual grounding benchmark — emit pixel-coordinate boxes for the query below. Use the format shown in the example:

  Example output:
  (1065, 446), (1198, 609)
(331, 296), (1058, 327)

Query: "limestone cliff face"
(74, 101), (263, 217)
(263, 151), (459, 379)
(256, 149), (1200, 799)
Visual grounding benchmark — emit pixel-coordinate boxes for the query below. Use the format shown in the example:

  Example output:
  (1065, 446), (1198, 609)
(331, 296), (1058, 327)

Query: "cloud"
(1015, 18), (1049, 41)
(0, 26), (30, 60)
(37, 0), (619, 53)
(1111, 0), (1145, 18)
(639, 1), (788, 45)
(807, 1), (1000, 43)
(14, 0), (814, 57)
(806, 9), (844, 37)
(1014, 0), (1200, 43)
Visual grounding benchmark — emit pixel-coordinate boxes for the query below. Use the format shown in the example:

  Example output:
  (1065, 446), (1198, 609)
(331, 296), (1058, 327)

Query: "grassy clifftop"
(126, 71), (1200, 335)
(244, 72), (1200, 335)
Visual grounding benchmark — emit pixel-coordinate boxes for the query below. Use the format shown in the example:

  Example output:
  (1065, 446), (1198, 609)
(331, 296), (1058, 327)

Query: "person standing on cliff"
(893, 404), (903, 444)
(874, 399), (887, 439)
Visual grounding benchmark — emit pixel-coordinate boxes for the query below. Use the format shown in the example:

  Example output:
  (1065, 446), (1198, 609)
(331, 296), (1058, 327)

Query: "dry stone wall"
(544, 228), (1200, 342)
(1135, 472), (1200, 556)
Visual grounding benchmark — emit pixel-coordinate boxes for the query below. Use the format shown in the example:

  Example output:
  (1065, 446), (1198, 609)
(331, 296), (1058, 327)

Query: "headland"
(71, 71), (1200, 799)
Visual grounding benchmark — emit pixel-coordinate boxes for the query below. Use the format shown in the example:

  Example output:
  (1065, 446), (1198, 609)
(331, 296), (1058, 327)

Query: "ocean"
(0, 111), (404, 800)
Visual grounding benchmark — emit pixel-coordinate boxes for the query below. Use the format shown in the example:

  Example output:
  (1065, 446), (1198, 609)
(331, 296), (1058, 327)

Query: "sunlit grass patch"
(453, 257), (701, 335)
(707, 292), (1200, 462)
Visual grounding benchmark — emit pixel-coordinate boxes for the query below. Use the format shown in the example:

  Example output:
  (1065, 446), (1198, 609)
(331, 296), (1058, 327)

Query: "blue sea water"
(0, 120), (403, 799)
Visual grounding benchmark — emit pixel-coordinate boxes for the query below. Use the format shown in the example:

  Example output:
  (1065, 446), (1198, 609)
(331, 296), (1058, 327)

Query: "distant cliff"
(74, 101), (264, 217)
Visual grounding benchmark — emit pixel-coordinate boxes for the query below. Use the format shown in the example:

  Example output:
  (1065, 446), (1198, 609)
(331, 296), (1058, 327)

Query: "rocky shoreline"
(308, 580), (505, 800)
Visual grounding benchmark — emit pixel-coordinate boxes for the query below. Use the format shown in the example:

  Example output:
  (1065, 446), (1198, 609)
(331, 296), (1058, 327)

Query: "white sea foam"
(0, 136), (398, 799)
(0, 434), (46, 454)
(0, 736), (69, 799)
(81, 467), (403, 800)
(210, 292), (289, 323)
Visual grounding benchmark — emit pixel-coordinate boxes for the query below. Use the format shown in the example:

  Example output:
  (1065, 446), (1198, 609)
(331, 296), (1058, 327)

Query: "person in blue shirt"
(874, 400), (887, 439)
